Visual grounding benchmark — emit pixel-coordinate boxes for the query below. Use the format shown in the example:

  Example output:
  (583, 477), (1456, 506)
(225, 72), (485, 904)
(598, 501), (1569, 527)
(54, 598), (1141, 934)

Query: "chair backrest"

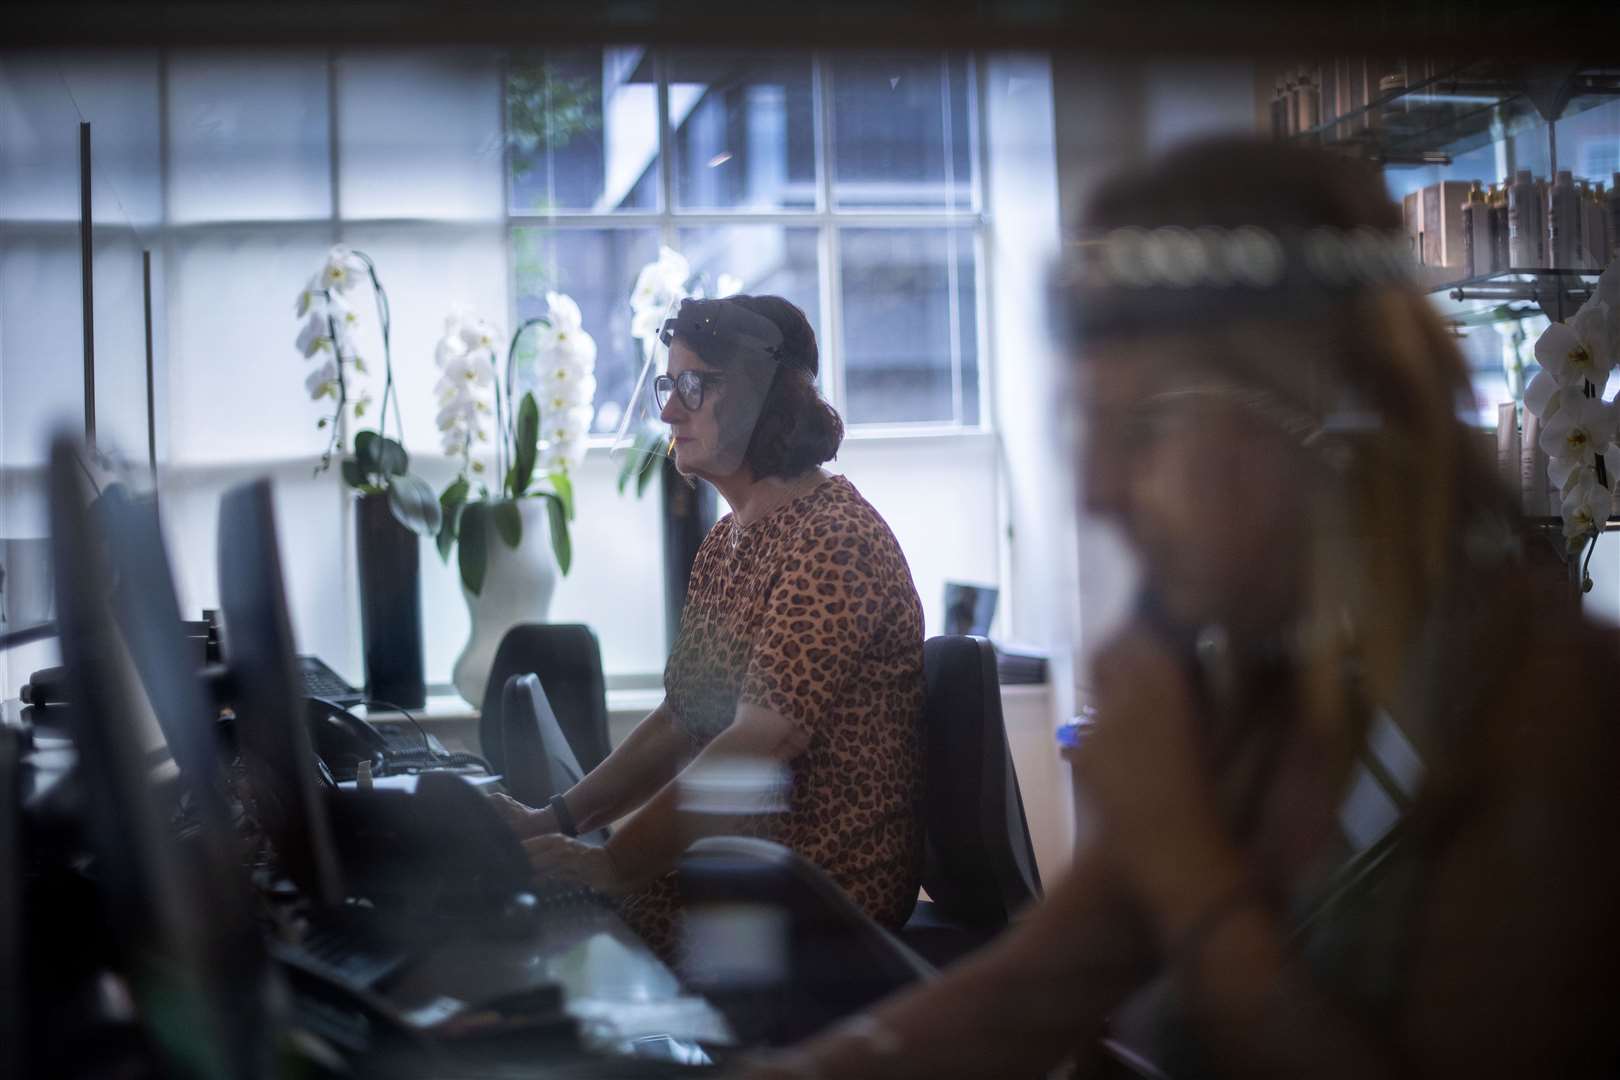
(678, 836), (933, 1045)
(477, 624), (611, 777)
(918, 635), (1042, 927)
(498, 673), (586, 809)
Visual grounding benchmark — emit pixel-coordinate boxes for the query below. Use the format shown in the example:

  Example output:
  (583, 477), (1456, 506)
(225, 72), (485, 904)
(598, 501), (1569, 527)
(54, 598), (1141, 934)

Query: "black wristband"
(547, 793), (578, 838)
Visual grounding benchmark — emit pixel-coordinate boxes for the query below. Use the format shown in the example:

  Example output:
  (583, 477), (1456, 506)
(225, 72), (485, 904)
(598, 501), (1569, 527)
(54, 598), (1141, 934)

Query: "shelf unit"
(1283, 62), (1620, 326)
(1292, 61), (1620, 168)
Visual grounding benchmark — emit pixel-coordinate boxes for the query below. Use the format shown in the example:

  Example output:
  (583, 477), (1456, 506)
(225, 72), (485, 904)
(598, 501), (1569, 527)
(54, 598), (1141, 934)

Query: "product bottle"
(1296, 65), (1321, 132)
(1463, 181), (1493, 277)
(1488, 183), (1511, 270)
(1548, 170), (1580, 269)
(1577, 181), (1602, 270)
(1272, 76), (1289, 137)
(1508, 170), (1545, 269)
(1594, 182), (1614, 269)
(1608, 173), (1620, 265)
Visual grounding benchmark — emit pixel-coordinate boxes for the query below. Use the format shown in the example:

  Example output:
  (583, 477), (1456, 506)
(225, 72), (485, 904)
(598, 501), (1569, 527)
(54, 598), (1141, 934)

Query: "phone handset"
(304, 696), (388, 782)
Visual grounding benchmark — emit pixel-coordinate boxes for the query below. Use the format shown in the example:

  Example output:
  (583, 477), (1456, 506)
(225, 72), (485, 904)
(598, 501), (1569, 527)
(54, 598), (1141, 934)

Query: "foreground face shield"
(611, 297), (785, 482)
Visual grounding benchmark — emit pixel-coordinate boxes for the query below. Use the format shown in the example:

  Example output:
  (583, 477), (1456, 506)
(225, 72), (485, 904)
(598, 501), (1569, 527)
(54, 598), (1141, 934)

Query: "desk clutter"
(2, 438), (727, 1079)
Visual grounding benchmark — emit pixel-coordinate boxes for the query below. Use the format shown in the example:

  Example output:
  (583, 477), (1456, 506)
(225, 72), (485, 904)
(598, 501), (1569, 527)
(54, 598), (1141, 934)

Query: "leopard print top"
(618, 473), (926, 958)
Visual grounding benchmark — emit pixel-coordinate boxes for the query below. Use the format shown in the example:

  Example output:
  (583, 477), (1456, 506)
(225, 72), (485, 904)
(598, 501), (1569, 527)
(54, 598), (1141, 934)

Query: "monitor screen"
(217, 477), (344, 907)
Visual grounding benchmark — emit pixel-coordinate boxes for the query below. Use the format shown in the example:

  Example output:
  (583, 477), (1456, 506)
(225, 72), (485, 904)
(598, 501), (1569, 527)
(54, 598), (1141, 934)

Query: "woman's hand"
(487, 792), (558, 841)
(1073, 624), (1246, 944)
(522, 834), (629, 895)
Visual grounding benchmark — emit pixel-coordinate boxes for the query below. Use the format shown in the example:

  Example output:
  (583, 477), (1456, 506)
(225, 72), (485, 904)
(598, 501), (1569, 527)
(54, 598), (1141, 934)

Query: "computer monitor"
(216, 477), (344, 908)
(93, 483), (228, 822)
(0, 724), (21, 1080)
(47, 435), (273, 1079)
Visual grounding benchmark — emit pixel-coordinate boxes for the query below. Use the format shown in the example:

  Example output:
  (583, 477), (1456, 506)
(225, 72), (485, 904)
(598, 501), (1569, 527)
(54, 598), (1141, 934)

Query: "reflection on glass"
(675, 225), (820, 341)
(508, 48), (659, 214)
(167, 52), (334, 223)
(839, 228), (977, 426)
(831, 53), (975, 211)
(667, 51), (817, 212)
(511, 227), (660, 434)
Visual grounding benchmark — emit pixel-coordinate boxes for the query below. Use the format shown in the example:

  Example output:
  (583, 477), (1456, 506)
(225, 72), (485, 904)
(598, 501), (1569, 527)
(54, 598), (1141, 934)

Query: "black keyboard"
(295, 910), (416, 989)
(299, 655), (366, 706)
(528, 876), (613, 920)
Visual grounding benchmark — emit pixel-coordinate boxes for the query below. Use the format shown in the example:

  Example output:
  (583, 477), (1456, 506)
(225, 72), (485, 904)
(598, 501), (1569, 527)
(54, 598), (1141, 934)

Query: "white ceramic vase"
(451, 498), (558, 707)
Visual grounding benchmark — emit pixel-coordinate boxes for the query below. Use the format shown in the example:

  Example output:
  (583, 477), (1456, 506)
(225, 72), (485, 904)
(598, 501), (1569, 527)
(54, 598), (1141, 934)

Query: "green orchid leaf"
(353, 430), (382, 474)
(512, 391), (540, 497)
(549, 469), (575, 522)
(616, 448), (638, 495)
(635, 450), (659, 498)
(436, 475), (470, 562)
(340, 457), (366, 489)
(377, 435), (410, 476)
(545, 494), (572, 576)
(458, 502), (488, 596)
(492, 498), (523, 549)
(386, 473), (443, 538)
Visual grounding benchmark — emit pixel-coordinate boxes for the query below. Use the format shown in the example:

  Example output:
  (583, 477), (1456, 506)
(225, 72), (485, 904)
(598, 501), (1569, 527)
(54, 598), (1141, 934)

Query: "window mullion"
(656, 47), (674, 244)
(814, 51), (844, 413)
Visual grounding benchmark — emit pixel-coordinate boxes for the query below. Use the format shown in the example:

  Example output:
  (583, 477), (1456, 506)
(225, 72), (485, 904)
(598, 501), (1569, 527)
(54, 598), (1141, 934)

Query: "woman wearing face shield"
(745, 138), (1620, 1078)
(494, 294), (927, 962)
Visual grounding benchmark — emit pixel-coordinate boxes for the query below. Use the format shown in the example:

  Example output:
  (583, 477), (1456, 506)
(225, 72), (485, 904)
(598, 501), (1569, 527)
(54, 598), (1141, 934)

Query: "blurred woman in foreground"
(750, 138), (1620, 1077)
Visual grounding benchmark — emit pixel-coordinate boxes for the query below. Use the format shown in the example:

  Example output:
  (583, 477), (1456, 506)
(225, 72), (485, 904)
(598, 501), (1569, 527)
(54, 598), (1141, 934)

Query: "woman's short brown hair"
(719, 294), (844, 480)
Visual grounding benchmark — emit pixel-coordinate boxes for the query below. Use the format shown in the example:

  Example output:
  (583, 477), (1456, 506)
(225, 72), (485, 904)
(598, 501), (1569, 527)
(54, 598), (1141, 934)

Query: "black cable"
(361, 698), (493, 776)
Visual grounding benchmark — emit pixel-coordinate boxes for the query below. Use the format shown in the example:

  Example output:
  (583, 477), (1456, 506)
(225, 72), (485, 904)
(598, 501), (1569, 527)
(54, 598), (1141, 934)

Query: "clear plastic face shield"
(612, 297), (785, 483)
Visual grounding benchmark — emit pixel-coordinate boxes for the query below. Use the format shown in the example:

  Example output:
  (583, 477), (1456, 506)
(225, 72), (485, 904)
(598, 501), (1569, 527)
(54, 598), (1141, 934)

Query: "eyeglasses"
(654, 370), (725, 412)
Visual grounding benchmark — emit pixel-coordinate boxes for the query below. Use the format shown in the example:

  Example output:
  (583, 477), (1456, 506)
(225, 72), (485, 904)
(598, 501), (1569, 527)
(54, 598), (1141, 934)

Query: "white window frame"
(501, 47), (995, 443)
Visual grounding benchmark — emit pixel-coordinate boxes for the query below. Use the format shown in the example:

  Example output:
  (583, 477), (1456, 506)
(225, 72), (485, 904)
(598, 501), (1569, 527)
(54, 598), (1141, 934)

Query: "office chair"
(902, 635), (1043, 969)
(498, 673), (608, 844)
(479, 624), (612, 779)
(677, 836), (934, 1046)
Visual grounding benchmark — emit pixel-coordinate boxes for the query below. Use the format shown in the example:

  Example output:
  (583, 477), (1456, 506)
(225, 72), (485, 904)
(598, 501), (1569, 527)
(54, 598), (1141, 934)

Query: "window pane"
(166, 226), (341, 463)
(831, 52), (974, 211)
(668, 51), (816, 212)
(507, 47), (658, 214)
(510, 227), (660, 435)
(675, 225), (821, 342)
(839, 227), (978, 426)
(2, 237), (84, 469)
(338, 49), (504, 221)
(167, 52), (332, 223)
(336, 222), (510, 457)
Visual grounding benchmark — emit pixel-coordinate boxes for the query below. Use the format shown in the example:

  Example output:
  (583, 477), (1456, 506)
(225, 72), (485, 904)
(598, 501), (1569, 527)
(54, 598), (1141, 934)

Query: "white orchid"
(457, 316), (503, 360)
(295, 273), (325, 318)
(1525, 264), (1620, 542)
(1539, 394), (1616, 465)
(1534, 299), (1615, 390)
(538, 371), (598, 412)
(631, 246), (691, 314)
(545, 291), (584, 331)
(1551, 444), (1620, 497)
(1560, 474), (1612, 539)
(319, 245), (369, 294)
(1525, 373), (1592, 424)
(295, 312), (332, 358)
(304, 358), (339, 401)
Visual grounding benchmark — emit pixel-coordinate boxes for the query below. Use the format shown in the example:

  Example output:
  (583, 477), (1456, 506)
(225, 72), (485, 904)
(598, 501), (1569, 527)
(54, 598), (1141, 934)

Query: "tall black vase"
(355, 492), (426, 709)
(660, 456), (717, 653)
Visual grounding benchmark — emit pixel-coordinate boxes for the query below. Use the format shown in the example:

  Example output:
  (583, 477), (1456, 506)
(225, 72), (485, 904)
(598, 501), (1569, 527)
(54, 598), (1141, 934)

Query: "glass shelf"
(1293, 62), (1620, 166)
(1426, 266), (1600, 326)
